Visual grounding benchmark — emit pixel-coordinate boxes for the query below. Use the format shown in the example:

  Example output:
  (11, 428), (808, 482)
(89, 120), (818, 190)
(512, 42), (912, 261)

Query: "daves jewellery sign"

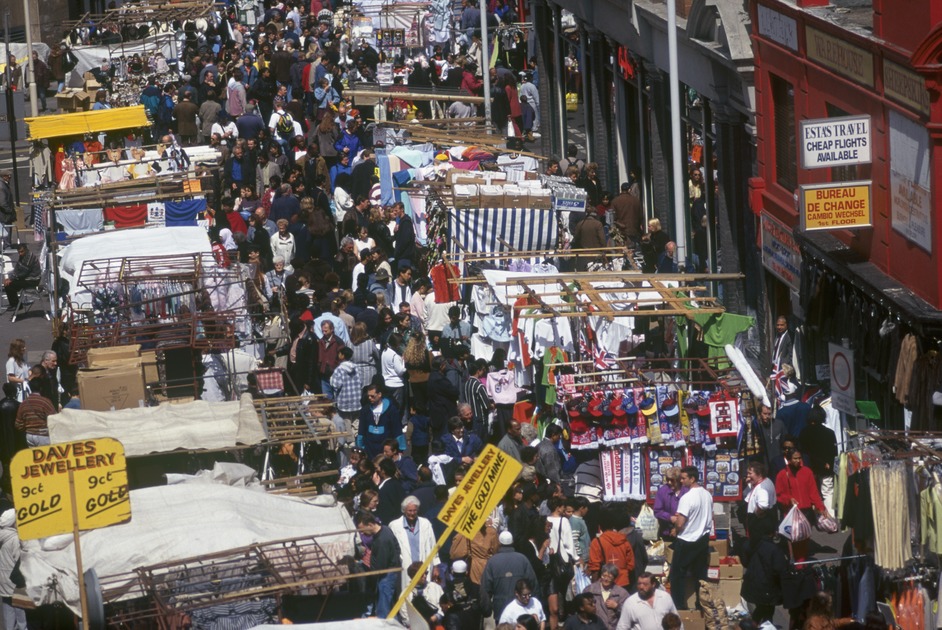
(11, 438), (131, 540)
(800, 115), (871, 169)
(800, 182), (872, 231)
(438, 444), (522, 538)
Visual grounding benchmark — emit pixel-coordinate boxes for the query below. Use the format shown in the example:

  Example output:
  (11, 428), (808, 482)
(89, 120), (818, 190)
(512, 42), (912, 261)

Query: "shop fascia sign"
(800, 114), (872, 169)
(799, 181), (872, 231)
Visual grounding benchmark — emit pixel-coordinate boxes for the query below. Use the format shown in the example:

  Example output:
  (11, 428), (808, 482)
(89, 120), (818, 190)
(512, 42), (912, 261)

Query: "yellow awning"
(25, 106), (151, 140)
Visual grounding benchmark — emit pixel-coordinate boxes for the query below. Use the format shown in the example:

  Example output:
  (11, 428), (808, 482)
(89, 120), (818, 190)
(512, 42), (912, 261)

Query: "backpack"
(156, 94), (174, 124)
(276, 112), (295, 138)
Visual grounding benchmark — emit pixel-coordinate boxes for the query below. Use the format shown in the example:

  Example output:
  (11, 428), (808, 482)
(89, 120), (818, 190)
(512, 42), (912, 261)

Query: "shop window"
(826, 103), (863, 182)
(771, 74), (797, 192)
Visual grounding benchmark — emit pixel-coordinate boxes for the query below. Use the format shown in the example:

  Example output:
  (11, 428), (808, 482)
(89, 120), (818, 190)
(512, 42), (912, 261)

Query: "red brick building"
(751, 0), (942, 424)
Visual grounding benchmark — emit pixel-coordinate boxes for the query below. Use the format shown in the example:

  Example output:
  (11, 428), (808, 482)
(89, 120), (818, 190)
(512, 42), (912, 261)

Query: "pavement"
(1, 136), (56, 368)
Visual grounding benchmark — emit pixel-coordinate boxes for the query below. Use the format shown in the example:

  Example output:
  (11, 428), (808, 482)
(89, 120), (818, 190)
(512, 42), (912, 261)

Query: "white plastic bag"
(637, 504), (659, 541)
(778, 505), (811, 542)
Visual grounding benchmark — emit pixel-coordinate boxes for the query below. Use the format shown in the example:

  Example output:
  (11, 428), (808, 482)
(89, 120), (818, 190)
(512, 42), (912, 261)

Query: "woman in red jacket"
(775, 449), (829, 561)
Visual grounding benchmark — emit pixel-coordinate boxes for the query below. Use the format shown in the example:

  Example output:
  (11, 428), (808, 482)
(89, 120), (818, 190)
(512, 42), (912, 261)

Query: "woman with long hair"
(316, 112), (341, 168)
(6, 339), (29, 402)
(350, 322), (381, 388)
(403, 332), (431, 413)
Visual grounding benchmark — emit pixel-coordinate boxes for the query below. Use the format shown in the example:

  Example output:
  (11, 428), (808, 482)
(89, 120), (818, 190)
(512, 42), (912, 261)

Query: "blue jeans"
(320, 378), (334, 400)
(375, 571), (400, 618)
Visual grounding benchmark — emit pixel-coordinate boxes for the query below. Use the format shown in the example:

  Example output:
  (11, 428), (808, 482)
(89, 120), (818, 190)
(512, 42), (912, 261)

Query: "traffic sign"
(828, 343), (856, 416)
(12, 438), (131, 540)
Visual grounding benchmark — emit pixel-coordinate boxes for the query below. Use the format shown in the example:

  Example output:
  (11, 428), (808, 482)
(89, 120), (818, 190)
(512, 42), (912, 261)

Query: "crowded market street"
(0, 0), (939, 629)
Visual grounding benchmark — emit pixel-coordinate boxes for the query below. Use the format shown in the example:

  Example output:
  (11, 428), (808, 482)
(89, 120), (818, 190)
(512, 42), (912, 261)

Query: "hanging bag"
(549, 518), (575, 585)
(777, 505), (811, 542)
(815, 514), (839, 534)
(637, 504), (659, 541)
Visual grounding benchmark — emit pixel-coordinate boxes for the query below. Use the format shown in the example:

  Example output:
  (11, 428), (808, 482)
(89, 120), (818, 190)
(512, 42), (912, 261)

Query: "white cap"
(452, 560), (468, 574)
(499, 531), (513, 545)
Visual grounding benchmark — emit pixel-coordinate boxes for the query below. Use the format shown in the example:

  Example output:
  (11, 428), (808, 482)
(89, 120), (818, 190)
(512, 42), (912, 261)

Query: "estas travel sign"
(800, 115), (872, 169)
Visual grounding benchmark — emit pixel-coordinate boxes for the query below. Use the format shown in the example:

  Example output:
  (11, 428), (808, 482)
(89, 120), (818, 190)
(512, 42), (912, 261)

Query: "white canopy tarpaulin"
(47, 394), (266, 456)
(67, 33), (177, 87)
(57, 226), (213, 307)
(20, 484), (356, 614)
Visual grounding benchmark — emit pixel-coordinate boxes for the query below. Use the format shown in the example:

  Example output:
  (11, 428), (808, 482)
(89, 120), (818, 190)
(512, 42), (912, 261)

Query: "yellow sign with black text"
(800, 182), (872, 231)
(438, 444), (522, 538)
(11, 438), (131, 540)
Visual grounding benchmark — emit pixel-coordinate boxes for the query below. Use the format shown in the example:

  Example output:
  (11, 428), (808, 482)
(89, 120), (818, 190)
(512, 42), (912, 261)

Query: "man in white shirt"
(668, 466), (713, 610)
(616, 572), (677, 630)
(498, 578), (546, 628)
(745, 460), (777, 553)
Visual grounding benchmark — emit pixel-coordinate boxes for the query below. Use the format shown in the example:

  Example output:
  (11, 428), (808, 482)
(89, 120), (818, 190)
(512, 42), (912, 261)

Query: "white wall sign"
(889, 110), (933, 252)
(800, 115), (872, 169)
(760, 212), (801, 291)
(757, 4), (798, 51)
(828, 343), (856, 416)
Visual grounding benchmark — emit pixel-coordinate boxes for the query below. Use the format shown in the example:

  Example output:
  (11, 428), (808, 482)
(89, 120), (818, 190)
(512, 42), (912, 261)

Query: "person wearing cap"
(611, 181), (644, 247)
(0, 171), (15, 252)
(776, 379), (811, 437)
(444, 557), (485, 628)
(481, 531), (541, 622)
(390, 496), (439, 586)
(0, 508), (26, 630)
(288, 311), (318, 394)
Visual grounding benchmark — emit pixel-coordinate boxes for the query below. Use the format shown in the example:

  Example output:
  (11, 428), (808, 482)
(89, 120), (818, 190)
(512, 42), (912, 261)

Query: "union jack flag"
(594, 346), (617, 371)
(770, 366), (787, 400)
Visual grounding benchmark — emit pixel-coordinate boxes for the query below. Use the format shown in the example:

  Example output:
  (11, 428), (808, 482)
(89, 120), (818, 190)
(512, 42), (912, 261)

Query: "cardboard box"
(452, 185), (479, 209)
(479, 185), (504, 207)
(528, 189), (552, 209)
(140, 350), (159, 385)
(84, 78), (101, 92)
(707, 566), (720, 580)
(87, 344), (141, 367)
(719, 561), (743, 580)
(678, 611), (706, 630)
(715, 578), (743, 607)
(709, 547), (721, 566)
(77, 361), (146, 411)
(503, 189), (528, 207)
(75, 91), (93, 111)
(711, 538), (728, 557)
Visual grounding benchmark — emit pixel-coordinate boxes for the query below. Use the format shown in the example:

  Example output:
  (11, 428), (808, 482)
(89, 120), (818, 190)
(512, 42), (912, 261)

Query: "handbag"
(549, 518), (575, 583)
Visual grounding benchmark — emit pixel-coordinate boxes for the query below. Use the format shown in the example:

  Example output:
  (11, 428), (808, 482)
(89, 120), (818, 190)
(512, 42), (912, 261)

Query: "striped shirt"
(15, 393), (56, 436)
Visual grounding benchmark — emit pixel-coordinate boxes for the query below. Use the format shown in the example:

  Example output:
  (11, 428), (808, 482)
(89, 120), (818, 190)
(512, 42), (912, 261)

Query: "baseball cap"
(499, 531), (513, 545)
(452, 560), (468, 574)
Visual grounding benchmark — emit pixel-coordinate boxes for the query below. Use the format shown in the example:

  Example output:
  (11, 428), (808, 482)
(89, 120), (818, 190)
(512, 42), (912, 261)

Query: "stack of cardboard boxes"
(448, 170), (554, 209)
(54, 73), (103, 112)
(78, 344), (148, 411)
(664, 537), (742, 629)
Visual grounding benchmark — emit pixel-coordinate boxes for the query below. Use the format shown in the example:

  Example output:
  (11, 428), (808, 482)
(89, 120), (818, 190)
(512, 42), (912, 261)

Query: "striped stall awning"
(448, 207), (558, 254)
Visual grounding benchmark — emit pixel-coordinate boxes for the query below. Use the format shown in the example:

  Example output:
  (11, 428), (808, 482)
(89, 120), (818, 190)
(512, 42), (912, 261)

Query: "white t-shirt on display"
(676, 486), (713, 542)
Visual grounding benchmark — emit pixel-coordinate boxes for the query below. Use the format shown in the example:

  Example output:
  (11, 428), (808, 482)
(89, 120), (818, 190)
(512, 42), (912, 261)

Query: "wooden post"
(68, 471), (90, 625)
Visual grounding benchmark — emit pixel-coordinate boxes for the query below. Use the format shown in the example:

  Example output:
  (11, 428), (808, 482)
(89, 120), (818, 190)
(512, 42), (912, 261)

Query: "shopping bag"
(777, 505), (811, 542)
(566, 92), (579, 111)
(815, 514), (839, 534)
(637, 504), (659, 541)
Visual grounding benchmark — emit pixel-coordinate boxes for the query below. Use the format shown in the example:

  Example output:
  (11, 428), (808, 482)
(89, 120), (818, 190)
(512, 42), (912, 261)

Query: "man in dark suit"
(391, 202), (417, 266)
(376, 457), (405, 526)
(441, 416), (483, 465)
